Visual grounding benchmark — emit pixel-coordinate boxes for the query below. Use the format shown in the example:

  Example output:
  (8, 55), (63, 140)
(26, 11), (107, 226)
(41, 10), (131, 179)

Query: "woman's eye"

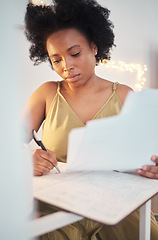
(71, 52), (81, 57)
(52, 59), (61, 64)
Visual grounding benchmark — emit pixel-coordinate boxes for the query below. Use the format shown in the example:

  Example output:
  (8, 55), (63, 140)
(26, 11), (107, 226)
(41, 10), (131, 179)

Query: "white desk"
(30, 164), (158, 239)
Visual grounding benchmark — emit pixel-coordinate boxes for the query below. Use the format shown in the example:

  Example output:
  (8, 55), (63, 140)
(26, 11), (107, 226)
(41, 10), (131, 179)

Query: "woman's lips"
(66, 74), (80, 82)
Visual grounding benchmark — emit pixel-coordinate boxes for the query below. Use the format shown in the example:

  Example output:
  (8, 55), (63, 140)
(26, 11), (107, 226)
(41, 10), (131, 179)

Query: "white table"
(30, 164), (158, 240)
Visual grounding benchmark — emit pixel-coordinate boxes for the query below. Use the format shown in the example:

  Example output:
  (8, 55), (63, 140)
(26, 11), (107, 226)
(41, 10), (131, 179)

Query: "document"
(34, 163), (158, 225)
(33, 163), (85, 193)
(66, 89), (158, 171)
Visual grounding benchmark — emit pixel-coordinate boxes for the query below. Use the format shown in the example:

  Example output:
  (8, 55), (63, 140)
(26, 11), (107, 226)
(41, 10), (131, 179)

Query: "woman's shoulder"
(100, 79), (133, 104)
(39, 81), (58, 93)
(39, 81), (59, 114)
(116, 83), (133, 104)
(34, 81), (58, 100)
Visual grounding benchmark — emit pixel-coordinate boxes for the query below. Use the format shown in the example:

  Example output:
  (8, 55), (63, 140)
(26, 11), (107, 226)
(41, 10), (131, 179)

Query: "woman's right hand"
(32, 149), (58, 176)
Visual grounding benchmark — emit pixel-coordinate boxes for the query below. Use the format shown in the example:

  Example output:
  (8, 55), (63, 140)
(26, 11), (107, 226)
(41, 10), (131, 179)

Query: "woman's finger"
(151, 155), (158, 165)
(142, 165), (158, 174)
(34, 163), (51, 175)
(136, 168), (158, 179)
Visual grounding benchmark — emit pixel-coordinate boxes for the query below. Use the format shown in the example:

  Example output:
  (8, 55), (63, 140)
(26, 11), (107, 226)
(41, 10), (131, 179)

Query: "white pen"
(32, 129), (60, 173)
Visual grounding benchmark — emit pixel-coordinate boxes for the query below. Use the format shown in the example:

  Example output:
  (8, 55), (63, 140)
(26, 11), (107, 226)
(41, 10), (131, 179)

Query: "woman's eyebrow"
(67, 45), (81, 52)
(50, 54), (59, 57)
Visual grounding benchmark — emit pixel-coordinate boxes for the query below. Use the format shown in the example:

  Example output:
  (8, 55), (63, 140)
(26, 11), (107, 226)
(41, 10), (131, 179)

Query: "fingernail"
(142, 166), (147, 171)
(151, 155), (156, 161)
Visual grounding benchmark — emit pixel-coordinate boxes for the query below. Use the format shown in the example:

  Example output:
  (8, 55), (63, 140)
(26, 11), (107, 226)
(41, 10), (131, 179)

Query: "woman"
(22, 0), (158, 239)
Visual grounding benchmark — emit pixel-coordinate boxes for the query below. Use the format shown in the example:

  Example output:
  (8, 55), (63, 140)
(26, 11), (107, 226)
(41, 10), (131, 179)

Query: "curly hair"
(25, 0), (115, 66)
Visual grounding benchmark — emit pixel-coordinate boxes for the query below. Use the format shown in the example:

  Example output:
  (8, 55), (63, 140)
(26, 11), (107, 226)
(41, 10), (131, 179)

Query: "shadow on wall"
(149, 46), (158, 89)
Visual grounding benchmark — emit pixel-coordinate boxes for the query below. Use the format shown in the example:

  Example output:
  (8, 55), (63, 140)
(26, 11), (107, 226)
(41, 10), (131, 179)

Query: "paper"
(33, 162), (85, 193)
(34, 163), (158, 225)
(66, 89), (158, 171)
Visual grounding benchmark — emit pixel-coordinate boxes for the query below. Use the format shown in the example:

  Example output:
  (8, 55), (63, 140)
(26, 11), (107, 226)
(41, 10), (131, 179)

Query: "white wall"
(19, 0), (158, 109)
(97, 0), (158, 90)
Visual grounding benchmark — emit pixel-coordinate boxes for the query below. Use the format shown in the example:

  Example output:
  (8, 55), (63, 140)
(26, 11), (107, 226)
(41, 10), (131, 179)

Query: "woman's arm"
(20, 81), (57, 142)
(20, 81), (58, 176)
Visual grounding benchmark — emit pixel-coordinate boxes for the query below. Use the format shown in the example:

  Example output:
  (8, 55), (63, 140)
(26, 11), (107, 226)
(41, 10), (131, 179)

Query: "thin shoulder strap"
(57, 81), (61, 92)
(113, 82), (119, 92)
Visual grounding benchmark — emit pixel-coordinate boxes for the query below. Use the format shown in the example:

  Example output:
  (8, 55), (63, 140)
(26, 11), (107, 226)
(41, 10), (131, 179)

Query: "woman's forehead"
(46, 28), (90, 52)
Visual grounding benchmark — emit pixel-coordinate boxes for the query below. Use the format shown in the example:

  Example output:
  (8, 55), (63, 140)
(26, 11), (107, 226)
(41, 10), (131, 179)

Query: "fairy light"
(30, 0), (50, 6)
(39, 0), (44, 4)
(101, 60), (147, 91)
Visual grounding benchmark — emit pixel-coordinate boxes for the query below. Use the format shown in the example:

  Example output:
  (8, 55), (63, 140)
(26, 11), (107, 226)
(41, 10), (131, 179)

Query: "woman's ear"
(91, 42), (98, 56)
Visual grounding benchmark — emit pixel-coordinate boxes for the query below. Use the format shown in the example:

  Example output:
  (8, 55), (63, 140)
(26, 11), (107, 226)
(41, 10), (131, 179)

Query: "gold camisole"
(42, 81), (122, 163)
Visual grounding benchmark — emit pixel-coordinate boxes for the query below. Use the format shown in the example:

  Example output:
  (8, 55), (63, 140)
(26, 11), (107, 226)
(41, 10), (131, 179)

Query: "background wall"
(97, 0), (158, 90)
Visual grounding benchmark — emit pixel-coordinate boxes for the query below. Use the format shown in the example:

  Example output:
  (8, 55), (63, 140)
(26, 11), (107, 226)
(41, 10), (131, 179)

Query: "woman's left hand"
(136, 155), (158, 179)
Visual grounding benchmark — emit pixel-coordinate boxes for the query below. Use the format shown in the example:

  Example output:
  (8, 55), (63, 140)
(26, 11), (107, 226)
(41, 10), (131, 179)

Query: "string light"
(30, 0), (51, 6)
(101, 60), (147, 91)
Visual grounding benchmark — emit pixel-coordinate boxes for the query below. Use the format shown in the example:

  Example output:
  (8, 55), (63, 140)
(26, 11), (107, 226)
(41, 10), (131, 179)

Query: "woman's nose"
(63, 57), (74, 72)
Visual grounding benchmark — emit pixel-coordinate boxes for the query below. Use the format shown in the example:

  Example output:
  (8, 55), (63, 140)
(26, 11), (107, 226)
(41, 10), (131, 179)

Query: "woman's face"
(46, 28), (97, 86)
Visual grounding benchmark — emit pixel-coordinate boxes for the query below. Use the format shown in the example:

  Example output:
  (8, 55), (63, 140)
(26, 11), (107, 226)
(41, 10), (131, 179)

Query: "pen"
(32, 129), (60, 173)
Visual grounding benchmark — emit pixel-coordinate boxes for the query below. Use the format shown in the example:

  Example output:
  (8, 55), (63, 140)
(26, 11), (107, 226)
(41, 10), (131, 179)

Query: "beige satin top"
(42, 81), (122, 163)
